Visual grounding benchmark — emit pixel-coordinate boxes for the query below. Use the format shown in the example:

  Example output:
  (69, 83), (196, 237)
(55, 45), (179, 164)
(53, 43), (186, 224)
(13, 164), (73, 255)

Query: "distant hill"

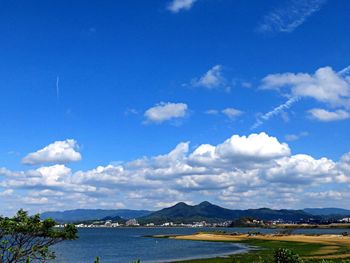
(304, 208), (350, 216)
(41, 209), (153, 223)
(43, 203), (345, 224)
(139, 201), (314, 224)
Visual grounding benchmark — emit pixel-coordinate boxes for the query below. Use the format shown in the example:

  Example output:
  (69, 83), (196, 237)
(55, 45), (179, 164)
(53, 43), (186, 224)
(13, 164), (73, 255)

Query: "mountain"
(139, 201), (236, 223)
(139, 201), (313, 224)
(41, 202), (336, 224)
(41, 209), (153, 223)
(304, 208), (350, 216)
(242, 208), (314, 221)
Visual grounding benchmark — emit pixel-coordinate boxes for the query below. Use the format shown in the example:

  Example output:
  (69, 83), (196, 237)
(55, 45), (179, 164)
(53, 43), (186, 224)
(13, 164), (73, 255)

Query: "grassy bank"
(273, 223), (350, 229)
(156, 233), (350, 263)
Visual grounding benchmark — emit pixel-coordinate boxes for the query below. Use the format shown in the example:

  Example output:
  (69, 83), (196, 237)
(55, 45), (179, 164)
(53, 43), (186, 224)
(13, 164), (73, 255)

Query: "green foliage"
(273, 248), (304, 263)
(230, 217), (262, 227)
(94, 256), (100, 263)
(0, 209), (77, 263)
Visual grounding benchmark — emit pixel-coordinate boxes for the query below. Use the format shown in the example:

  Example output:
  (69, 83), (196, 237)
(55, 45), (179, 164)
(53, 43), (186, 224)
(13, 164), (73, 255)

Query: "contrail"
(56, 76), (60, 100)
(251, 96), (300, 129)
(338, 65), (350, 77)
(250, 64), (349, 130)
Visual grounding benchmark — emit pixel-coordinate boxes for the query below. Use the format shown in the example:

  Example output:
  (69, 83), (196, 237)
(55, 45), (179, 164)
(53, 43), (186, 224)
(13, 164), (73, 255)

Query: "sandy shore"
(165, 233), (350, 259)
(170, 232), (350, 244)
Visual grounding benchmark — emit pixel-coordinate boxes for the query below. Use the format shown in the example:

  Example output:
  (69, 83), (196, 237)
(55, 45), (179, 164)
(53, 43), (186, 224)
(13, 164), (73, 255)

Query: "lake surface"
(53, 227), (246, 263)
(52, 227), (350, 263)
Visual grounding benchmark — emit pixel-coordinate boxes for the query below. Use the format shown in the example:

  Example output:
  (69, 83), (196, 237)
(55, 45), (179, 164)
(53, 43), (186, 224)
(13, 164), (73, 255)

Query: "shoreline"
(152, 232), (350, 262)
(159, 244), (250, 263)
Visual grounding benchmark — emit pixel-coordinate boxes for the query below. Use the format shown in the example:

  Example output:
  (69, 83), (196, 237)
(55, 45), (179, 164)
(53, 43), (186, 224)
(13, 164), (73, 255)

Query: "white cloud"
(222, 108), (243, 120)
(0, 189), (13, 197)
(261, 66), (350, 108)
(308, 108), (350, 122)
(23, 197), (50, 205)
(191, 65), (230, 91)
(306, 191), (342, 199)
(284, 135), (298, 142)
(205, 108), (243, 120)
(2, 132), (350, 214)
(205, 109), (219, 115)
(36, 164), (72, 186)
(215, 132), (290, 161)
(112, 202), (126, 209)
(124, 108), (139, 116)
(264, 154), (336, 185)
(167, 0), (197, 13)
(22, 139), (81, 165)
(258, 66), (350, 126)
(189, 132), (291, 168)
(144, 102), (188, 123)
(258, 0), (327, 33)
(285, 132), (308, 141)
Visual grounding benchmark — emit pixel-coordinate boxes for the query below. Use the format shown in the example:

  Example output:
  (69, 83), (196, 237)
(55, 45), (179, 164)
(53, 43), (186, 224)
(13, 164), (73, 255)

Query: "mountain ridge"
(138, 201), (315, 224)
(40, 202), (350, 224)
(304, 208), (350, 216)
(41, 208), (153, 223)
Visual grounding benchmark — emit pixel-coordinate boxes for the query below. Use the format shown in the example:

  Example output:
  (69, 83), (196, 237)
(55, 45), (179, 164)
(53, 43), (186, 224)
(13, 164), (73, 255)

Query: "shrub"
(273, 248), (304, 263)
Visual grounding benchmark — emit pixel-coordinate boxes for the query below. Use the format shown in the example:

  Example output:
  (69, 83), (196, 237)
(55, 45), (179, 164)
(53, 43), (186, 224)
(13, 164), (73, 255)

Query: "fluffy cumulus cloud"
(144, 102), (188, 123)
(191, 65), (230, 91)
(22, 139), (81, 165)
(2, 132), (350, 214)
(264, 154), (337, 184)
(189, 133), (290, 168)
(258, 0), (327, 33)
(167, 0), (197, 13)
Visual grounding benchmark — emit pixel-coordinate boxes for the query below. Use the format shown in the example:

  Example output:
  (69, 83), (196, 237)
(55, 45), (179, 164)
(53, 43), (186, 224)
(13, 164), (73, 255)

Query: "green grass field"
(175, 239), (350, 263)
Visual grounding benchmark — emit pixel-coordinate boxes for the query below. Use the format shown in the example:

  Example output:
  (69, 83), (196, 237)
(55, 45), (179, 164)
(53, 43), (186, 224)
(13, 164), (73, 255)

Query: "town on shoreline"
(56, 216), (350, 229)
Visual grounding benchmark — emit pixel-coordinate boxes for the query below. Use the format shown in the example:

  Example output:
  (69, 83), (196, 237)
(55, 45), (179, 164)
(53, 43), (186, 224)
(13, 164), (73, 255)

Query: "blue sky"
(1, 0), (350, 215)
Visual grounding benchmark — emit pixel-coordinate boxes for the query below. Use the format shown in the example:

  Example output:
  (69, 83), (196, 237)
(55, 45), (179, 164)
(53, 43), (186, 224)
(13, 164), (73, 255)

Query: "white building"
(104, 220), (112, 227)
(126, 218), (139, 226)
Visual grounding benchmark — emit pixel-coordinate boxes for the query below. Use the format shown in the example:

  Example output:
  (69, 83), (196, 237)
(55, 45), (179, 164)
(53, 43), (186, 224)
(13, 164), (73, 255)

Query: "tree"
(0, 209), (77, 263)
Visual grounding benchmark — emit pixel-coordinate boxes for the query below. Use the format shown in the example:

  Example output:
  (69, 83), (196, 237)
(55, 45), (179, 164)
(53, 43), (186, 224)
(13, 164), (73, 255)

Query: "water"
(53, 227), (246, 263)
(53, 227), (350, 263)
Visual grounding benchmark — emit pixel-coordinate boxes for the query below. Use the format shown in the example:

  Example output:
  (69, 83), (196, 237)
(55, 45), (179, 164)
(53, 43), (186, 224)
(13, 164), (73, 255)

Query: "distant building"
(193, 221), (208, 227)
(340, 217), (350, 223)
(126, 218), (139, 226)
(104, 220), (112, 227)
